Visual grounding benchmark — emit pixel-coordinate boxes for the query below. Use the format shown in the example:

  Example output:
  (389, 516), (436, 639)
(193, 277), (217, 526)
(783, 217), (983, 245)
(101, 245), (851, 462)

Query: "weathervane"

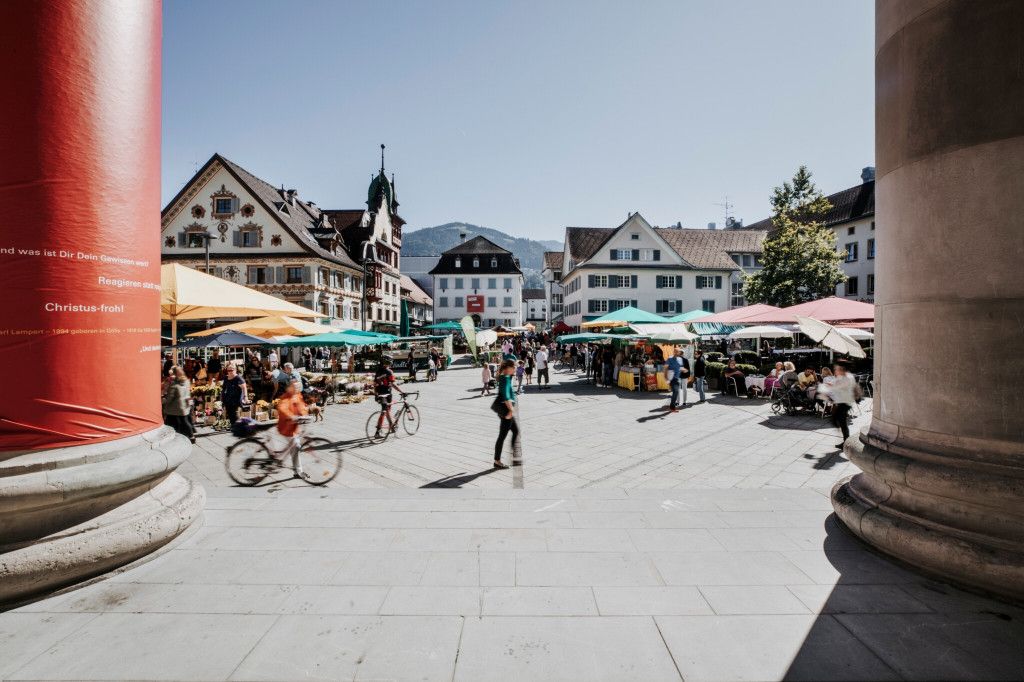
(380, 143), (385, 172)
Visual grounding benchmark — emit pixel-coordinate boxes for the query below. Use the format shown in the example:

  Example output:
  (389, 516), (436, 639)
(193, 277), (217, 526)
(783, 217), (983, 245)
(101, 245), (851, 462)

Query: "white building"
(161, 154), (364, 331)
(745, 167), (876, 302)
(559, 213), (765, 330)
(542, 250), (564, 326)
(400, 275), (433, 327)
(430, 236), (525, 327)
(522, 288), (546, 326)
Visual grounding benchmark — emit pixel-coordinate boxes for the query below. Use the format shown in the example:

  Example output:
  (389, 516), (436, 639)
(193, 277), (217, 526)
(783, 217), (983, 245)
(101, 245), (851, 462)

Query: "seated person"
(763, 361), (785, 393)
(779, 361), (800, 389)
(722, 358), (747, 396)
(798, 367), (819, 400)
(817, 366), (836, 408)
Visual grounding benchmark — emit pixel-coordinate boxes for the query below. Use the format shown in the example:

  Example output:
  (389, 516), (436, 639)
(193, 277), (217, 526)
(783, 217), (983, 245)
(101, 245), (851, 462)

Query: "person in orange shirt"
(276, 379), (309, 477)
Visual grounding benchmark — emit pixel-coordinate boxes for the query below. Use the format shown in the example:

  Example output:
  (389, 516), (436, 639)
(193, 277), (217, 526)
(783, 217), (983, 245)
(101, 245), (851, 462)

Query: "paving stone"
(699, 585), (812, 615)
(482, 587), (599, 615)
(515, 552), (664, 586)
(454, 616), (682, 681)
(228, 615), (463, 681)
(9, 613), (276, 681)
(593, 586), (713, 615)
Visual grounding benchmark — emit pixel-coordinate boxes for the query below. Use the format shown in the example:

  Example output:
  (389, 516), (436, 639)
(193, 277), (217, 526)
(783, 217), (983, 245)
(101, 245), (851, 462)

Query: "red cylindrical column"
(0, 0), (163, 450)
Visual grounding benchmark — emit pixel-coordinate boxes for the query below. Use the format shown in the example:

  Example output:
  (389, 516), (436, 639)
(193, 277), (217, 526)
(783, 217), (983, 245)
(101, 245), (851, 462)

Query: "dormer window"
(454, 257), (462, 268)
(490, 257), (498, 268)
(473, 258), (480, 268)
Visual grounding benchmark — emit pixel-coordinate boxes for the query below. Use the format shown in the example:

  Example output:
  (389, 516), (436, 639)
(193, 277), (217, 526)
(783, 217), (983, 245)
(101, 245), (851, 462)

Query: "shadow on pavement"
(782, 515), (1024, 680)
(420, 468), (500, 488)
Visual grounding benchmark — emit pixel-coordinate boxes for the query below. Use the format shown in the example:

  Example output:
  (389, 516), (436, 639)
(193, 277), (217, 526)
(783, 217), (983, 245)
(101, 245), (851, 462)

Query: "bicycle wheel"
(296, 437), (342, 485)
(225, 438), (273, 486)
(365, 410), (390, 443)
(770, 399), (783, 415)
(401, 405), (420, 436)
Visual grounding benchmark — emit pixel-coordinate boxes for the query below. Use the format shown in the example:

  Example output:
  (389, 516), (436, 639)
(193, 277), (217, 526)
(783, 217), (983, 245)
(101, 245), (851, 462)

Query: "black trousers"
(494, 413), (520, 461)
(833, 403), (851, 440)
(537, 368), (549, 385)
(225, 402), (240, 425)
(167, 414), (194, 441)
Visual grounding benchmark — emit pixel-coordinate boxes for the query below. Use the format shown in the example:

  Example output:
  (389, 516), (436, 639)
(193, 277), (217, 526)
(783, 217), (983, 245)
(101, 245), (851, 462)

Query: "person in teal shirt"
(493, 359), (520, 468)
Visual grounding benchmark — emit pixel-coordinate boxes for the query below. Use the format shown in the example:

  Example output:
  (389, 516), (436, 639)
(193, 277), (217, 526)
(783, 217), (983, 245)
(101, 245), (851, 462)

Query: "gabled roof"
(564, 222), (765, 272)
(656, 228), (764, 270)
(743, 180), (875, 233)
(162, 153), (360, 270)
(400, 275), (432, 305)
(566, 227), (615, 263)
(522, 288), (546, 300)
(443, 235), (511, 255)
(543, 251), (564, 270)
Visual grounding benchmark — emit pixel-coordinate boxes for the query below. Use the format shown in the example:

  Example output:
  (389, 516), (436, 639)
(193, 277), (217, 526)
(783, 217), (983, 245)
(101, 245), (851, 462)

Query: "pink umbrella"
(690, 303), (784, 324)
(740, 297), (874, 325)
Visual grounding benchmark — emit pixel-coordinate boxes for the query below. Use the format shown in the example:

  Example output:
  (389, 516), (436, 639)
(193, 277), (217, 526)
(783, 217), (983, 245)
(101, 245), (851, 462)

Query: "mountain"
(401, 222), (562, 288)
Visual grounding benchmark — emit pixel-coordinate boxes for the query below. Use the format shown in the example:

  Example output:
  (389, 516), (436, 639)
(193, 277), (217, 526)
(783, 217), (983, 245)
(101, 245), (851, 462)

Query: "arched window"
(491, 257), (498, 268)
(454, 257), (462, 268)
(472, 257), (479, 268)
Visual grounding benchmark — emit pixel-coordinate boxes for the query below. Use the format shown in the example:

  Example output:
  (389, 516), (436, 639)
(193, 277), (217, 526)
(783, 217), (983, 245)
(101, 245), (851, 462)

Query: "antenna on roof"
(380, 143), (385, 172)
(713, 196), (734, 228)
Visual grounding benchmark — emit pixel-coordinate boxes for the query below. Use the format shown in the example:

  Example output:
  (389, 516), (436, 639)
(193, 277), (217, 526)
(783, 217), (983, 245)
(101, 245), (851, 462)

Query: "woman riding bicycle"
(373, 358), (408, 440)
(276, 378), (309, 478)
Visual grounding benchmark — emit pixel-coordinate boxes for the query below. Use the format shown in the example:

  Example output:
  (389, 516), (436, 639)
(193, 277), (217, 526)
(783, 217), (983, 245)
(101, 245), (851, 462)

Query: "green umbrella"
(400, 299), (410, 337)
(280, 329), (396, 347)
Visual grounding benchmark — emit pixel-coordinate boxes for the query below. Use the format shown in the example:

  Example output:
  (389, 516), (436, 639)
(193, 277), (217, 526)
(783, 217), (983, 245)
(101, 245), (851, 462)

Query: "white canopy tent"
(796, 315), (867, 359)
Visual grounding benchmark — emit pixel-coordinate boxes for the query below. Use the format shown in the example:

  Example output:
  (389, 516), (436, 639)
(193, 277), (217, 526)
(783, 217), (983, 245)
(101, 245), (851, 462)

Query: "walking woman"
(492, 359), (520, 469)
(162, 366), (195, 444)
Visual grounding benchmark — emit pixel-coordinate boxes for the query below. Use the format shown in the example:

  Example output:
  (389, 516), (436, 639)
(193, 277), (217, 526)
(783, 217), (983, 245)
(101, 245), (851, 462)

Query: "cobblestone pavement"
(5, 358), (1022, 681)
(180, 356), (868, 491)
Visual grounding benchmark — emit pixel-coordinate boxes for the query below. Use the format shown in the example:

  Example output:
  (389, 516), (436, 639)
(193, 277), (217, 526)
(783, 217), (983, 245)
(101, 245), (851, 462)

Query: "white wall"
(833, 217), (876, 301)
(433, 273), (524, 326)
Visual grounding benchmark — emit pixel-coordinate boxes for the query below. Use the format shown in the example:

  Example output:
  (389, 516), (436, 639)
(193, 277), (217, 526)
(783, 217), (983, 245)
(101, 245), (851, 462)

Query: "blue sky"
(162, 0), (874, 241)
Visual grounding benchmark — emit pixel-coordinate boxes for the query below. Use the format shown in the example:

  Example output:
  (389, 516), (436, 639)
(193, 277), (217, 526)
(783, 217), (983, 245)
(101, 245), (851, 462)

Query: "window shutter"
(631, 300), (637, 308)
(231, 197), (240, 212)
(608, 276), (618, 289)
(631, 275), (637, 288)
(631, 249), (640, 261)
(275, 266), (284, 283)
(676, 299), (682, 313)
(715, 276), (722, 289)
(653, 249), (661, 261)
(214, 267), (223, 278)
(655, 300), (663, 313)
(656, 276), (663, 289)
(675, 275), (682, 289)
(233, 230), (242, 247)
(588, 300), (596, 313)
(588, 274), (595, 288)
(302, 266), (312, 283)
(609, 249), (618, 261)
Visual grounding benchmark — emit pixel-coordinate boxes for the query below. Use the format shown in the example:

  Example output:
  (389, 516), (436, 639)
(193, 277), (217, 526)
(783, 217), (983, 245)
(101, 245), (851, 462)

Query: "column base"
(832, 430), (1024, 600)
(0, 426), (204, 606)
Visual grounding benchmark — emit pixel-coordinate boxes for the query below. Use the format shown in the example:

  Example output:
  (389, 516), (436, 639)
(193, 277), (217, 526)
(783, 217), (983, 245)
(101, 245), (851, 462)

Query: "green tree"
(743, 166), (846, 307)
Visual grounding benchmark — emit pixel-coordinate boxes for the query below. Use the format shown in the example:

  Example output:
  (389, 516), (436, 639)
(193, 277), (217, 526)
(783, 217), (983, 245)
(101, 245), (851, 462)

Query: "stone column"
(0, 0), (203, 604)
(832, 0), (1024, 599)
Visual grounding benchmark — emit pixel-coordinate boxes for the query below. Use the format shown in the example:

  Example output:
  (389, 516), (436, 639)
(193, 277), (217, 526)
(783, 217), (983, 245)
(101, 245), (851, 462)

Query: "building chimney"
(861, 166), (876, 183)
(459, 231), (467, 242)
(708, 222), (717, 230)
(676, 221), (682, 229)
(286, 189), (298, 205)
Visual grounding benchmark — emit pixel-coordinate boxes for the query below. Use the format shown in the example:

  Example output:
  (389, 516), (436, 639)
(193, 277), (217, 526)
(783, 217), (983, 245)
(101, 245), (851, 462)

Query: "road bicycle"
(365, 391), (420, 443)
(225, 416), (342, 486)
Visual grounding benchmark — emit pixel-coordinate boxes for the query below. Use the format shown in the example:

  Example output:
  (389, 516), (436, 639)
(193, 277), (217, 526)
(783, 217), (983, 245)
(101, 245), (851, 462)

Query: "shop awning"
(666, 309), (708, 323)
(580, 306), (671, 329)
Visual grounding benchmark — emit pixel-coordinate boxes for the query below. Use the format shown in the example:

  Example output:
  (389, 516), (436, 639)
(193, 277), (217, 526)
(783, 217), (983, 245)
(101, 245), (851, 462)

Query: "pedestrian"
(220, 362), (248, 425)
(591, 346), (603, 384)
(524, 350), (534, 388)
(268, 349), (279, 370)
(491, 359), (520, 469)
(535, 344), (549, 390)
(207, 350), (223, 380)
(693, 349), (707, 403)
(515, 359), (525, 394)
(823, 361), (858, 443)
(664, 347), (690, 412)
(481, 361), (493, 396)
(162, 366), (195, 444)
(407, 353), (418, 382)
(428, 354), (438, 381)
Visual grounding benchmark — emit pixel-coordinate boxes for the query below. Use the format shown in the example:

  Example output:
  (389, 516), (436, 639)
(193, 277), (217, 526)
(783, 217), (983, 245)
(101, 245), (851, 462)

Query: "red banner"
(467, 295), (485, 313)
(0, 0), (163, 450)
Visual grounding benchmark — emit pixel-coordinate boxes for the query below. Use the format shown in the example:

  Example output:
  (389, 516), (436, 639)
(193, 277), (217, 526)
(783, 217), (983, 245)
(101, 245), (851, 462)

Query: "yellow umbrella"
(186, 315), (337, 338)
(161, 264), (324, 360)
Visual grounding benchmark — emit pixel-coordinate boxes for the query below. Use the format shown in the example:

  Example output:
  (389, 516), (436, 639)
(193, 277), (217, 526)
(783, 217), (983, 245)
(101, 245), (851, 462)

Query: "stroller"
(770, 374), (817, 416)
